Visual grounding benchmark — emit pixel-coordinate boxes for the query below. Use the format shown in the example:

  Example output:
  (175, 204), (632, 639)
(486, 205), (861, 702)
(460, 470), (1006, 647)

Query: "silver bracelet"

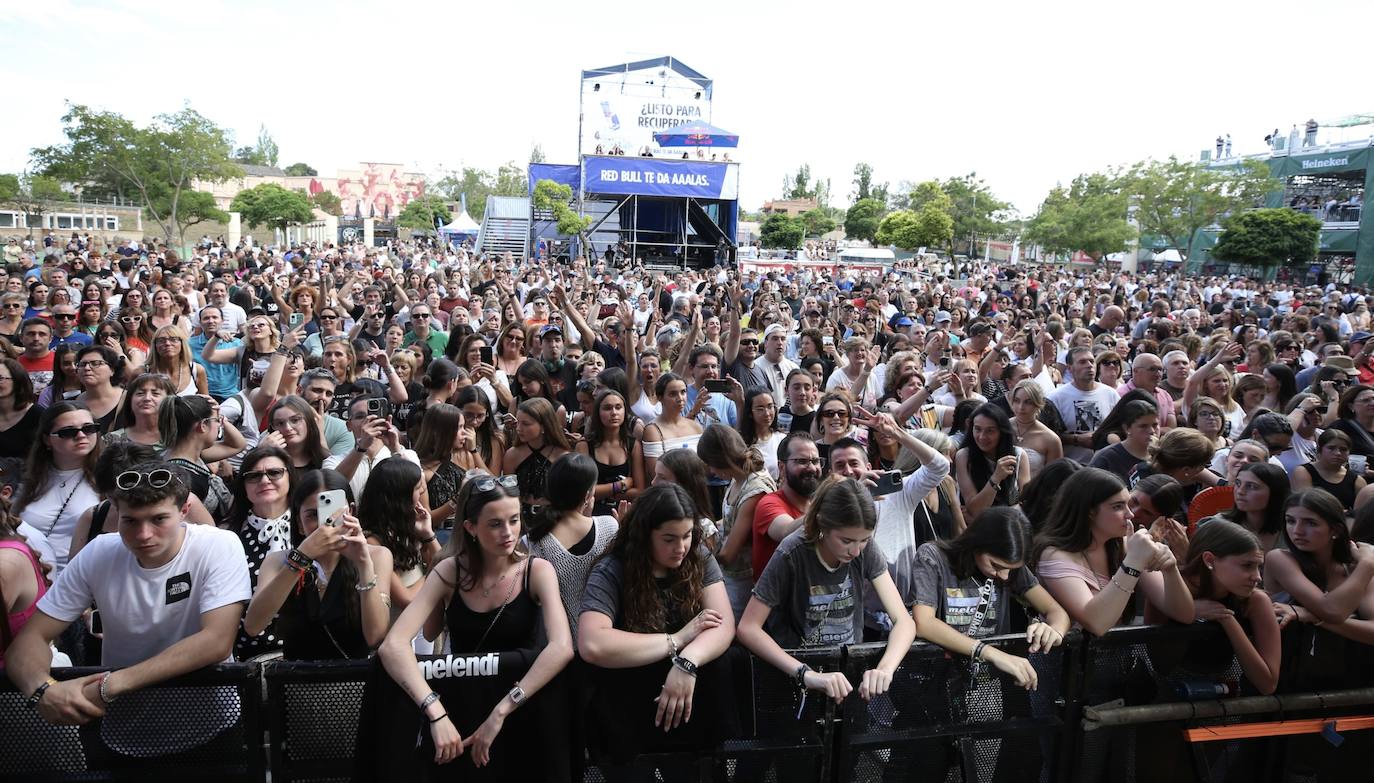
(419, 691), (441, 711)
(356, 575), (379, 592)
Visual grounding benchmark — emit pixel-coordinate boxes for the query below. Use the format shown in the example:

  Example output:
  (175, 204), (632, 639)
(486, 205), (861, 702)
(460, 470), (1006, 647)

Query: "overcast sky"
(4, 0), (1373, 216)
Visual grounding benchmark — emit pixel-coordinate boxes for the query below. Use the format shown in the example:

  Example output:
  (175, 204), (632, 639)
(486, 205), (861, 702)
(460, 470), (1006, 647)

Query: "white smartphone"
(317, 489), (348, 527)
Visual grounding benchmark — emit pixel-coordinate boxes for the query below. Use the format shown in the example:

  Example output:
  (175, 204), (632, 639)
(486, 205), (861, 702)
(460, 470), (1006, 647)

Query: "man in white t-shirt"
(324, 395), (421, 499)
(8, 462), (251, 762)
(1049, 346), (1122, 463)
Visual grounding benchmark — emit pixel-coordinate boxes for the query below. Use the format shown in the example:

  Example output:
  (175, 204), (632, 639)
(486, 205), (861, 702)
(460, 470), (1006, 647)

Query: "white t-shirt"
(38, 523), (251, 756)
(1279, 431), (1318, 475)
(20, 470), (100, 574)
(825, 366), (882, 407)
(1048, 382), (1122, 462)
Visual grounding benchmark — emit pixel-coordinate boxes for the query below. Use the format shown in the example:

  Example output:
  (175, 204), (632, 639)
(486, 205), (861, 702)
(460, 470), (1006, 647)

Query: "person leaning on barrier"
(379, 472), (573, 772)
(737, 476), (915, 704)
(1031, 467), (1196, 637)
(243, 469), (393, 661)
(901, 507), (1071, 690)
(577, 483), (738, 771)
(7, 462), (250, 756)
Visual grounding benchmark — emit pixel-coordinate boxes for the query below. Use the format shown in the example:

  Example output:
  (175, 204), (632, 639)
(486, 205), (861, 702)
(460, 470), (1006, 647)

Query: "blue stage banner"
(583, 157), (739, 200)
(528, 163), (580, 196)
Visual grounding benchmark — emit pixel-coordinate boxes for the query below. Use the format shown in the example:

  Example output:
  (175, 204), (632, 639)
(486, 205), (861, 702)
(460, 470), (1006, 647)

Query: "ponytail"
(158, 395), (212, 447)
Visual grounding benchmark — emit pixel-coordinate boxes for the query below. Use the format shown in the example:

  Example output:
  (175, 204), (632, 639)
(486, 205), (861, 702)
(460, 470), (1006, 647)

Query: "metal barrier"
(3, 624), (1373, 782)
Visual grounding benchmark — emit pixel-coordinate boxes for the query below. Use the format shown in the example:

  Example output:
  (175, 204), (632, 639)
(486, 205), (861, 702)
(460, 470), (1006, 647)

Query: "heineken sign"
(1301, 156), (1349, 170)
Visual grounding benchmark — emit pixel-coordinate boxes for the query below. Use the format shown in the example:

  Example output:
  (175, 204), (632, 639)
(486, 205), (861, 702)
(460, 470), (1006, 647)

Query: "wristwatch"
(508, 684), (526, 706)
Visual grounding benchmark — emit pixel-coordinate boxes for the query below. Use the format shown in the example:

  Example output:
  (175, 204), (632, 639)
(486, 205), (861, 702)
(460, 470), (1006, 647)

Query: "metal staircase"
(477, 196), (531, 257)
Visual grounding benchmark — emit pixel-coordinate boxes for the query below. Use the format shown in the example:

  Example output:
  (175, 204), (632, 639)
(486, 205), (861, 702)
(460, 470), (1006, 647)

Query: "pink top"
(1036, 556), (1108, 595)
(1, 539), (48, 659)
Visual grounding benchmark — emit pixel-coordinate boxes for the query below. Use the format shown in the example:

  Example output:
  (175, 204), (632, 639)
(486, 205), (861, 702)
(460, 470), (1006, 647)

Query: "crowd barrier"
(2, 623), (1372, 782)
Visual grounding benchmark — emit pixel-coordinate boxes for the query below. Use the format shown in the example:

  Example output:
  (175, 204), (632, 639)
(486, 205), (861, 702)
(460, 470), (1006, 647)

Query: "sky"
(3, 0), (1373, 217)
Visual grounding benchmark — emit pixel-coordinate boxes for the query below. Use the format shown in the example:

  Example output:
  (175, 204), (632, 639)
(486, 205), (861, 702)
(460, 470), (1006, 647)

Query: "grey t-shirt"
(751, 529), (887, 649)
(896, 542), (1037, 639)
(580, 549), (723, 631)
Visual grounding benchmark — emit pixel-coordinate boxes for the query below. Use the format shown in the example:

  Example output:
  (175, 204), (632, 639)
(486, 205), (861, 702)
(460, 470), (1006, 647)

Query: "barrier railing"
(2, 623), (1372, 782)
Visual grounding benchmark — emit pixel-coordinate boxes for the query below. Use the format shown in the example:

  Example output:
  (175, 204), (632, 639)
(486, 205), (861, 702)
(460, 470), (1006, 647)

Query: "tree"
(156, 190), (228, 239)
(1210, 208), (1321, 270)
(233, 125), (279, 168)
(230, 183), (314, 231)
(1122, 156), (1278, 262)
(397, 195), (454, 232)
(32, 103), (242, 245)
(844, 198), (886, 244)
(284, 162), (317, 177)
(876, 198), (954, 252)
(1024, 172), (1135, 260)
(530, 145), (546, 164)
(532, 180), (592, 250)
(1, 172), (67, 238)
(310, 190), (343, 216)
(759, 213), (805, 250)
(434, 161), (529, 220)
(939, 173), (1012, 258)
(799, 209), (837, 237)
(852, 162), (889, 205)
(0, 174), (19, 201)
(781, 164), (830, 207)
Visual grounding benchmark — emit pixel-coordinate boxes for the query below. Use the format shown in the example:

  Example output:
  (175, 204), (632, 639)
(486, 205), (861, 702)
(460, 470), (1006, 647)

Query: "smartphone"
(479, 346), (494, 365)
(317, 489), (348, 527)
(939, 349), (952, 368)
(703, 378), (732, 394)
(872, 470), (903, 497)
(367, 398), (391, 418)
(90, 609), (102, 635)
(288, 312), (304, 329)
(822, 335), (834, 346)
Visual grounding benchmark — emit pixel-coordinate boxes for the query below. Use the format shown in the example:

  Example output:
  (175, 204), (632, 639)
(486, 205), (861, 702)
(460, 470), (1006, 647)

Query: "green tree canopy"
(1024, 172), (1135, 260)
(876, 204), (954, 251)
(1121, 156), (1278, 261)
(230, 183), (314, 231)
(32, 103), (242, 245)
(759, 213), (805, 250)
(844, 198), (887, 244)
(852, 162), (889, 205)
(781, 164), (830, 207)
(397, 195), (454, 232)
(0, 174), (19, 201)
(1211, 208), (1321, 269)
(310, 190), (343, 216)
(283, 162), (317, 177)
(532, 179), (592, 243)
(799, 209), (837, 237)
(434, 161), (528, 220)
(233, 125), (279, 168)
(159, 190), (228, 238)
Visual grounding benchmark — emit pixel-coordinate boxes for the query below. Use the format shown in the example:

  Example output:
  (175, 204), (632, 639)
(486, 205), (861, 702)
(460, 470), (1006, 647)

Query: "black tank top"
(445, 559), (539, 654)
(591, 448), (631, 516)
(1299, 463), (1359, 509)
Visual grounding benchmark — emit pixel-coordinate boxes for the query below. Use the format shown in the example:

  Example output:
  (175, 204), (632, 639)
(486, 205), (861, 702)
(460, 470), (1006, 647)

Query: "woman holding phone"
(244, 469), (393, 660)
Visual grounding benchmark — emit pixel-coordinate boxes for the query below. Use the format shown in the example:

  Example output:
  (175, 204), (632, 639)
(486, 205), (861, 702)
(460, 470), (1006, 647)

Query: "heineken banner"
(583, 156), (740, 200)
(1270, 147), (1371, 178)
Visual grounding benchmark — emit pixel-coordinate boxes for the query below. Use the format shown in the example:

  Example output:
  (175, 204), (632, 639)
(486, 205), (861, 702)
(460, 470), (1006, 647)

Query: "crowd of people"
(0, 234), (1372, 780)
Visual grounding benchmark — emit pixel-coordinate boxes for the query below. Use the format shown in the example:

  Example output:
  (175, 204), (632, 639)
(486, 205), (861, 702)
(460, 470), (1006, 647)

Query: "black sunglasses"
(51, 423), (102, 439)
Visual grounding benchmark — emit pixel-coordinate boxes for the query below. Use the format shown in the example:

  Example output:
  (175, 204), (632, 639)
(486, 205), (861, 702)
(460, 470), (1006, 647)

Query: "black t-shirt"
(1088, 443), (1146, 487)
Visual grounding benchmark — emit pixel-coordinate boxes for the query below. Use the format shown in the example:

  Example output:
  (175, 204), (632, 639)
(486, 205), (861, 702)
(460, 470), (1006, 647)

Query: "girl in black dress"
(577, 389), (642, 515)
(379, 473), (573, 779)
(244, 469), (393, 660)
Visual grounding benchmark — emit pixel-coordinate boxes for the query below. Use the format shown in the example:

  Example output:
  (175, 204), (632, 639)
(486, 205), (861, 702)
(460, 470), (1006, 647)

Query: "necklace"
(480, 565), (511, 598)
(1011, 419), (1030, 444)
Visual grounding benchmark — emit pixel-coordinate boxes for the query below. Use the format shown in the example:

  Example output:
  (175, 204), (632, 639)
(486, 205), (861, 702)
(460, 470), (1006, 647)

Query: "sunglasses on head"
(51, 423), (101, 439)
(115, 468), (183, 491)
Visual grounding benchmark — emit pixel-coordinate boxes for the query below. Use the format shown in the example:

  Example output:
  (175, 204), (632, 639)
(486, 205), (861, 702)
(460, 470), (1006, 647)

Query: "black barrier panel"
(837, 635), (1067, 783)
(588, 647), (844, 783)
(0, 664), (263, 783)
(3, 624), (1373, 783)
(262, 660), (372, 783)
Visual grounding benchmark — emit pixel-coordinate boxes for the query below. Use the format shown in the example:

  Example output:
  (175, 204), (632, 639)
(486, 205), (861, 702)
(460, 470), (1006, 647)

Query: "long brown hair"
(16, 402), (101, 514)
(1181, 520), (1260, 611)
(603, 484), (704, 632)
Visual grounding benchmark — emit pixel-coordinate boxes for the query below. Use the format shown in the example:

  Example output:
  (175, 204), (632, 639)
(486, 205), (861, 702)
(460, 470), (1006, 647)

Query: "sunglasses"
(51, 423), (101, 439)
(52, 313), (76, 320)
(115, 468), (183, 491)
(470, 474), (519, 494)
(120, 315), (142, 322)
(819, 409), (849, 419)
(739, 339), (759, 346)
(242, 467), (288, 484)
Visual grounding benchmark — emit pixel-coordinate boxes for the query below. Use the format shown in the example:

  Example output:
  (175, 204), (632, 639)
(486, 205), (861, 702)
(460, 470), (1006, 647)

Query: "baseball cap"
(1352, 331), (1372, 344)
(935, 310), (952, 324)
(893, 316), (914, 328)
(538, 324), (563, 340)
